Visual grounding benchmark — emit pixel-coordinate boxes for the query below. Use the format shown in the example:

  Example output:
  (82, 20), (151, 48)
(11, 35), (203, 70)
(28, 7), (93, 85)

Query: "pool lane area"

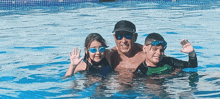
(1, 0), (220, 98)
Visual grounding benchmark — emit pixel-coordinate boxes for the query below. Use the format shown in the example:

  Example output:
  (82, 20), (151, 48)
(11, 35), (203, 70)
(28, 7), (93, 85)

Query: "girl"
(64, 33), (112, 78)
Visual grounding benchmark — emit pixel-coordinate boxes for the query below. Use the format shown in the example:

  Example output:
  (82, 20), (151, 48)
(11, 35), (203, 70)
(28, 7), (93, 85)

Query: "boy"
(134, 33), (197, 75)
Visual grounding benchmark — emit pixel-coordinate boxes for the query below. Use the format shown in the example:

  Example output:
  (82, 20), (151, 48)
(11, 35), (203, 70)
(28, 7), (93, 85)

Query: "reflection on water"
(68, 70), (200, 98)
(1, 0), (220, 98)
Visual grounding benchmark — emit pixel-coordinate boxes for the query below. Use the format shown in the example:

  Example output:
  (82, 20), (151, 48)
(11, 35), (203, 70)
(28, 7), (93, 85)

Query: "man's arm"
(135, 43), (143, 50)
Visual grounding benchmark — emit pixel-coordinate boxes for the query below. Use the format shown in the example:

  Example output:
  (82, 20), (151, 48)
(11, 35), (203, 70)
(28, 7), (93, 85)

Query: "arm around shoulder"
(104, 48), (117, 66)
(135, 43), (143, 49)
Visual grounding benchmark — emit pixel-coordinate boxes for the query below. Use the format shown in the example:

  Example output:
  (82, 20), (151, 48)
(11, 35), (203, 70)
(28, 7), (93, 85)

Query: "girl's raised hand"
(69, 47), (83, 66)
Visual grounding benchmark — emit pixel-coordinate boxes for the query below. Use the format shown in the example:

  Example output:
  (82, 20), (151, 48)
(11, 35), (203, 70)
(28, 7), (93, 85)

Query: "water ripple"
(13, 46), (56, 51)
(18, 61), (69, 70)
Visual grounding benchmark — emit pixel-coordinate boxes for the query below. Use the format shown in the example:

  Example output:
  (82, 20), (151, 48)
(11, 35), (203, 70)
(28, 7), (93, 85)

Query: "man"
(105, 20), (145, 74)
(64, 20), (144, 79)
(134, 33), (197, 76)
(101, 20), (145, 86)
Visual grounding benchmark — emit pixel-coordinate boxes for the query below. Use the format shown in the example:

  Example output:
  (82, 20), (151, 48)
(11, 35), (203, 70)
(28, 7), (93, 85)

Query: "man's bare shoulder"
(106, 46), (118, 56)
(133, 43), (145, 61)
(109, 46), (117, 52)
(109, 43), (142, 53)
(134, 43), (143, 51)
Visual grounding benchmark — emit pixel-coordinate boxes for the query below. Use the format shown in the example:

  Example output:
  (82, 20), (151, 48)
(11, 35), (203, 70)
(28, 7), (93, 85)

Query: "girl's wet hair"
(145, 33), (165, 44)
(85, 33), (108, 49)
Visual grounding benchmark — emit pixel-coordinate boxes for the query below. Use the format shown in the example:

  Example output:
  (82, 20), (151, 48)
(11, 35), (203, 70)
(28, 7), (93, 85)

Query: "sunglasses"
(115, 34), (133, 40)
(89, 47), (106, 53)
(146, 41), (167, 49)
(115, 31), (134, 40)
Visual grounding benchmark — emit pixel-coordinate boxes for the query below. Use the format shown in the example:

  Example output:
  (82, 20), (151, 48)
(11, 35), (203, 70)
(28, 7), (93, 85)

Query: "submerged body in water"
(70, 69), (199, 98)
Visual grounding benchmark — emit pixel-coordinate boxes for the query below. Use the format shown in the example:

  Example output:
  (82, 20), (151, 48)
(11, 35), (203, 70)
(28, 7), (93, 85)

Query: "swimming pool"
(0, 0), (175, 6)
(1, 0), (220, 98)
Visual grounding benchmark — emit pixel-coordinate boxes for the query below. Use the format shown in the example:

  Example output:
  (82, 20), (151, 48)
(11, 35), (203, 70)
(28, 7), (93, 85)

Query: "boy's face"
(143, 44), (165, 65)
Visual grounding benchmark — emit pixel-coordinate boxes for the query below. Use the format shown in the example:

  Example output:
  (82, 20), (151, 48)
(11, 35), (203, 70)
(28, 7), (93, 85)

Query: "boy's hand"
(180, 39), (194, 53)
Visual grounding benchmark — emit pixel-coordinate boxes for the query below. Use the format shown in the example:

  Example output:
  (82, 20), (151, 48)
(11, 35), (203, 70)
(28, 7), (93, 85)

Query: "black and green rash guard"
(134, 55), (197, 76)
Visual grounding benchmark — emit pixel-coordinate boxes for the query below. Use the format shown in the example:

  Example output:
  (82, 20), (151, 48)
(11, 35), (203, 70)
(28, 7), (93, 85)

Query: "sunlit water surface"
(1, 0), (220, 98)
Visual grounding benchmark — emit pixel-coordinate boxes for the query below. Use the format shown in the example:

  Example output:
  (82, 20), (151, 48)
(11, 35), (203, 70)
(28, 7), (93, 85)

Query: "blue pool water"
(1, 0), (220, 98)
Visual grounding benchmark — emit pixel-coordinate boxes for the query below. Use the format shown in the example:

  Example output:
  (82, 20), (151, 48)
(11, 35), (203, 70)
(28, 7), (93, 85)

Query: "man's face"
(143, 44), (165, 65)
(113, 31), (135, 54)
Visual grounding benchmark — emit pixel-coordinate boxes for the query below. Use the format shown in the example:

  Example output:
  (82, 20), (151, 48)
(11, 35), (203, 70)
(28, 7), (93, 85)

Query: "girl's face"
(86, 40), (105, 63)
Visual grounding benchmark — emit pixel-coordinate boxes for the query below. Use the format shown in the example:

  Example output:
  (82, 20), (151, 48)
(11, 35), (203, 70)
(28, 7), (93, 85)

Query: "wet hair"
(85, 33), (107, 49)
(84, 33), (108, 59)
(145, 33), (165, 45)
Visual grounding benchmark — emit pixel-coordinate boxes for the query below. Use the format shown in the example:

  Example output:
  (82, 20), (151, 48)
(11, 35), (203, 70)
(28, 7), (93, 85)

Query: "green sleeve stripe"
(147, 64), (172, 75)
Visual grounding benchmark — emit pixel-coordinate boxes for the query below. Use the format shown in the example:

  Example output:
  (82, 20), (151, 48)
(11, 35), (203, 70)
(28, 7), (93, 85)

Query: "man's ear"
(113, 34), (117, 41)
(132, 33), (138, 43)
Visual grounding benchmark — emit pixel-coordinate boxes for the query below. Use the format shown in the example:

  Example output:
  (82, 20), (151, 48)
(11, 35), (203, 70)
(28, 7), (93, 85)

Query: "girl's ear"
(85, 49), (89, 60)
(85, 48), (88, 55)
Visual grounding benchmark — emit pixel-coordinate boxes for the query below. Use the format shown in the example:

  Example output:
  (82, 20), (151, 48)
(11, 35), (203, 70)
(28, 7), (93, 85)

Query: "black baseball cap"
(112, 20), (136, 33)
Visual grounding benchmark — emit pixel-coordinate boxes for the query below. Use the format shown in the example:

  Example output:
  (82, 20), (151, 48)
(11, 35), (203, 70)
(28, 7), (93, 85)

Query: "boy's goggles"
(147, 41), (167, 49)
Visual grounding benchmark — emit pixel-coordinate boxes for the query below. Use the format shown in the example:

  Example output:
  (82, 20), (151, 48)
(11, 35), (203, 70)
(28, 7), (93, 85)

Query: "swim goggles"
(115, 31), (133, 40)
(146, 41), (167, 49)
(89, 47), (106, 53)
